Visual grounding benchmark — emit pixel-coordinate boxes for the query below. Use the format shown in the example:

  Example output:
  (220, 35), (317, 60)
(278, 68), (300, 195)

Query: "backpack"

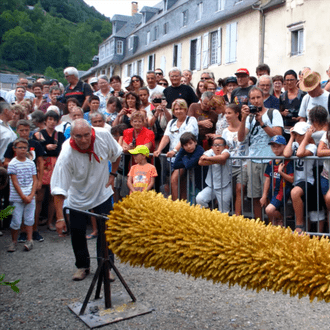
(169, 116), (190, 129)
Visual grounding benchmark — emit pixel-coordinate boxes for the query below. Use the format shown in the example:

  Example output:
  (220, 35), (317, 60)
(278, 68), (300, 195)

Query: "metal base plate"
(68, 291), (153, 329)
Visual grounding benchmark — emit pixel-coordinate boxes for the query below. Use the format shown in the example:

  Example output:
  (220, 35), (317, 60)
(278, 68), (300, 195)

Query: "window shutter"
(189, 40), (192, 70)
(178, 43), (182, 69)
(123, 64), (128, 79)
(230, 22), (237, 63)
(196, 36), (201, 71)
(217, 27), (222, 65)
(133, 61), (137, 75)
(225, 24), (230, 64)
(202, 32), (209, 69)
(161, 55), (166, 75)
(141, 58), (144, 77)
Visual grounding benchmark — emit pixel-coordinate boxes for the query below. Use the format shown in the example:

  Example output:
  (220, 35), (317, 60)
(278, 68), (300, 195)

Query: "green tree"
(0, 11), (19, 42)
(0, 26), (37, 71)
(100, 20), (112, 39)
(68, 23), (102, 66)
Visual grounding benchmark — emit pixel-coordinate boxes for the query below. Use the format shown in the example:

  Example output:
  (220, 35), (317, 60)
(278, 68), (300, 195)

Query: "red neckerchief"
(70, 128), (100, 163)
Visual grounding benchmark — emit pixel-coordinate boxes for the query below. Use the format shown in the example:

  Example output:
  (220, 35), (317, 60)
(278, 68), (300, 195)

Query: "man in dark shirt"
(164, 68), (199, 109)
(231, 68), (254, 105)
(62, 67), (93, 111)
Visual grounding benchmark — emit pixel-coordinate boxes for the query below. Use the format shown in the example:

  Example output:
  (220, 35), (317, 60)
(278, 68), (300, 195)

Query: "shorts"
(294, 181), (313, 196)
(269, 195), (290, 211)
(231, 165), (248, 186)
(246, 161), (268, 198)
(10, 199), (36, 230)
(320, 175), (330, 196)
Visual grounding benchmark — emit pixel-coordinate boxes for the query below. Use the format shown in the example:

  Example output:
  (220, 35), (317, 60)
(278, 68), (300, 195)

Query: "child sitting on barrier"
(173, 132), (206, 202)
(260, 135), (294, 227)
(196, 137), (232, 212)
(283, 122), (317, 234)
(127, 145), (158, 194)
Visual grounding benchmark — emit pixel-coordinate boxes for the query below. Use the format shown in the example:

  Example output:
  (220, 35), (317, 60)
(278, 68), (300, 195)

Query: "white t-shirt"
(222, 128), (248, 167)
(245, 109), (284, 163)
(0, 120), (17, 162)
(320, 132), (330, 177)
(292, 141), (317, 185)
(147, 85), (165, 102)
(50, 127), (123, 210)
(164, 116), (199, 161)
(298, 91), (330, 124)
(204, 149), (231, 189)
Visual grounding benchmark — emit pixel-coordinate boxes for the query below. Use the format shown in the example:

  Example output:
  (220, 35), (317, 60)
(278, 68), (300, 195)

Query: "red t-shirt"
(123, 127), (155, 151)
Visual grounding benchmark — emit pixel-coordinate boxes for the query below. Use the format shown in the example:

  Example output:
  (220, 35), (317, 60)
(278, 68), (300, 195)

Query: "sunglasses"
(132, 79), (140, 82)
(159, 83), (168, 86)
(155, 72), (163, 75)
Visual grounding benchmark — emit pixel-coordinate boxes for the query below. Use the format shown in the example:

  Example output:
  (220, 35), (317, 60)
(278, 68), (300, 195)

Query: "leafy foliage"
(0, 0), (112, 77)
(0, 274), (20, 293)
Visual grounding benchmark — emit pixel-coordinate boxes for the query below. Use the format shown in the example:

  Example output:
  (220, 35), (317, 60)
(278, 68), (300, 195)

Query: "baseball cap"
(128, 145), (150, 157)
(292, 122), (310, 135)
(224, 76), (237, 85)
(268, 135), (286, 146)
(235, 68), (249, 76)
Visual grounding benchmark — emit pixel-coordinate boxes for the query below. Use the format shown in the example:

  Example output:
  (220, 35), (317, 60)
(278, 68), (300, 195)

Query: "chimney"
(131, 1), (138, 16)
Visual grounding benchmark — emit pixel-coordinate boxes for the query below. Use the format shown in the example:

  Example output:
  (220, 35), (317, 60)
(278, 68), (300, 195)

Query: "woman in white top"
(154, 99), (198, 200)
(222, 104), (248, 215)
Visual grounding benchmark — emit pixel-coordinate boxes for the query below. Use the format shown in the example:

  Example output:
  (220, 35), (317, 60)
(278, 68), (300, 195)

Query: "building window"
(154, 26), (159, 41)
(148, 54), (155, 71)
(128, 36), (133, 50)
(127, 64), (132, 77)
(217, 0), (225, 11)
(182, 10), (188, 27)
(105, 42), (110, 57)
(147, 31), (150, 45)
(99, 45), (105, 60)
(137, 59), (143, 76)
(116, 40), (123, 55)
(190, 37), (201, 71)
(225, 22), (237, 64)
(164, 22), (169, 35)
(289, 23), (304, 56)
(197, 2), (203, 21)
(173, 43), (182, 68)
(110, 40), (114, 55)
(210, 31), (218, 65)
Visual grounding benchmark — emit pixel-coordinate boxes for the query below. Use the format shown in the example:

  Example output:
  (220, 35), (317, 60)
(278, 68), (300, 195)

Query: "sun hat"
(299, 71), (321, 92)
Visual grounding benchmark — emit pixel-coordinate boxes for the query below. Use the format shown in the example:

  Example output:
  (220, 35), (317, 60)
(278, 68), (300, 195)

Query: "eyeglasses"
(159, 83), (168, 86)
(73, 133), (91, 140)
(213, 144), (225, 147)
(259, 84), (271, 87)
(132, 79), (140, 82)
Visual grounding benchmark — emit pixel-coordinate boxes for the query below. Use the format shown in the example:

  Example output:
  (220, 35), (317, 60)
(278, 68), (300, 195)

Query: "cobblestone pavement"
(1, 227), (330, 330)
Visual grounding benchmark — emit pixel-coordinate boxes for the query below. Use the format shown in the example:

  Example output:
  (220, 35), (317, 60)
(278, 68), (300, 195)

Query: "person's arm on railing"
(198, 150), (230, 166)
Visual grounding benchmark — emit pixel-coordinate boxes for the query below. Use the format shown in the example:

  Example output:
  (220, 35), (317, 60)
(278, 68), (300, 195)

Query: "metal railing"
(115, 153), (330, 236)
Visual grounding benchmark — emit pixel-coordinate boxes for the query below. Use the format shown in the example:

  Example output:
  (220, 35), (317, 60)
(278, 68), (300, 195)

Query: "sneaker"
(7, 242), (17, 252)
(0, 231), (3, 236)
(72, 268), (90, 281)
(109, 271), (115, 283)
(33, 231), (44, 242)
(24, 240), (34, 251)
(18, 232), (27, 243)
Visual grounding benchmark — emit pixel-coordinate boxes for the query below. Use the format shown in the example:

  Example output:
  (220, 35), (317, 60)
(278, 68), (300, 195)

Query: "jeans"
(70, 195), (114, 269)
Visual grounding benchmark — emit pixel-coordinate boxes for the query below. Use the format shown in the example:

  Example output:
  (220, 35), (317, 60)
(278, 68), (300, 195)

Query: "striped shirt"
(7, 157), (37, 202)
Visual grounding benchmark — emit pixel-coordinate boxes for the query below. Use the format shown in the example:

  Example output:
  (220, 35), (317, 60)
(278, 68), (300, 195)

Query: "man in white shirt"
(5, 78), (35, 104)
(298, 71), (330, 123)
(146, 71), (164, 102)
(51, 119), (122, 281)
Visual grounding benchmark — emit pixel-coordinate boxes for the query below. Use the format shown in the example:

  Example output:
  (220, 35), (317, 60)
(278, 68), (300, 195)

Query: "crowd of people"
(2, 63), (330, 272)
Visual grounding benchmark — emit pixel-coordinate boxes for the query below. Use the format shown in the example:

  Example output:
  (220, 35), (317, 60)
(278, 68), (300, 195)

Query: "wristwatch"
(261, 124), (267, 129)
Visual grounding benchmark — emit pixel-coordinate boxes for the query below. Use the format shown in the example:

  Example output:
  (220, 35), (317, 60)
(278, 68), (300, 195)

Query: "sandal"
(294, 224), (306, 235)
(86, 234), (97, 240)
(48, 223), (57, 231)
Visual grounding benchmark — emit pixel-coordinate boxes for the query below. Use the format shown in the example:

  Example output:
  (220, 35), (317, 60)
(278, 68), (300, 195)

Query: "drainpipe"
(252, 3), (265, 64)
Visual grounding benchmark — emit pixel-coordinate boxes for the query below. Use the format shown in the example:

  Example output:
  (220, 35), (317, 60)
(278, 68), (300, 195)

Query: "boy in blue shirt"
(260, 135), (294, 227)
